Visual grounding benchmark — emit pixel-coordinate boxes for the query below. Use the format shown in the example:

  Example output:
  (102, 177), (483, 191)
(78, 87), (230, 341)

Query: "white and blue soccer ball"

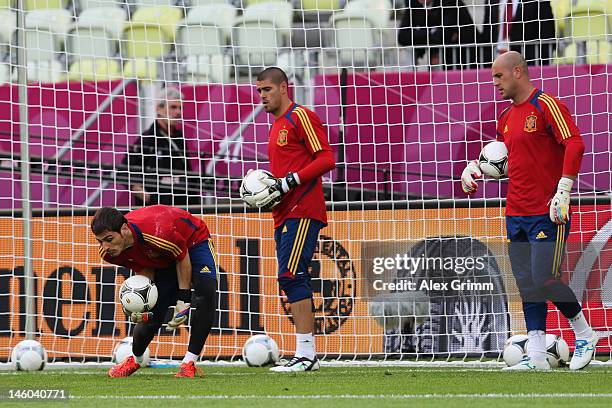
(120, 275), (158, 313)
(242, 334), (280, 367)
(240, 169), (277, 208)
(502, 334), (529, 367)
(543, 334), (570, 368)
(112, 336), (150, 367)
(11, 339), (48, 371)
(479, 141), (508, 180)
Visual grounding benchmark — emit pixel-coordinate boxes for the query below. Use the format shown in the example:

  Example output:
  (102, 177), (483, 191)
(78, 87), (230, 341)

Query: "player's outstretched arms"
(461, 160), (482, 195)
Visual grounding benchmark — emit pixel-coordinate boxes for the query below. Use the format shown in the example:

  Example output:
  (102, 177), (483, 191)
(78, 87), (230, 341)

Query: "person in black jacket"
(397, 0), (459, 67)
(122, 88), (200, 207)
(498, 0), (556, 65)
(453, 0), (499, 68)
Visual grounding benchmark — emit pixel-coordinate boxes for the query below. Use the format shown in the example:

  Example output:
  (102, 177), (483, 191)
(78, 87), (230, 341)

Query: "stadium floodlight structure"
(0, 0), (610, 367)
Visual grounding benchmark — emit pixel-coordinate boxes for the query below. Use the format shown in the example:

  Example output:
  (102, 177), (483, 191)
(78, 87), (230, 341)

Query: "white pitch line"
(67, 393), (612, 400)
(1, 368), (611, 376)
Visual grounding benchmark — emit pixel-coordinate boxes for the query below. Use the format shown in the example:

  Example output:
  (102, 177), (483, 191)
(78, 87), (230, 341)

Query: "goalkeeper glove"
(549, 177), (573, 224)
(165, 289), (192, 331)
(122, 306), (152, 324)
(253, 172), (300, 209)
(461, 160), (482, 195)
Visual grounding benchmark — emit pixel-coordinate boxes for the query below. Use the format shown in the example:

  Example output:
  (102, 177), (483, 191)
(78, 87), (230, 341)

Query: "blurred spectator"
(397, 0), (459, 67)
(497, 0), (555, 65)
(122, 88), (200, 208)
(451, 0), (499, 68)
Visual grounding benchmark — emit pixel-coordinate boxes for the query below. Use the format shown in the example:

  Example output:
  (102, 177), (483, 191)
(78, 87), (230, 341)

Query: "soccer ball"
(242, 334), (280, 367)
(10, 339), (47, 371)
(502, 334), (528, 367)
(543, 334), (570, 368)
(120, 275), (158, 313)
(240, 169), (278, 208)
(479, 141), (508, 179)
(112, 336), (150, 367)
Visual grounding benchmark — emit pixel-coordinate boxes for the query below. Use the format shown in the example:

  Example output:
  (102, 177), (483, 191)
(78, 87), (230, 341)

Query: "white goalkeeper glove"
(165, 299), (191, 332)
(252, 172), (300, 209)
(549, 177), (573, 224)
(461, 160), (482, 195)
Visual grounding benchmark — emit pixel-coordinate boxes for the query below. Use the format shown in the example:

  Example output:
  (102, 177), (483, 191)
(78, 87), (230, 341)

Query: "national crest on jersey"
(495, 89), (581, 217)
(277, 128), (289, 146)
(145, 249), (161, 259)
(524, 114), (537, 132)
(268, 102), (332, 229)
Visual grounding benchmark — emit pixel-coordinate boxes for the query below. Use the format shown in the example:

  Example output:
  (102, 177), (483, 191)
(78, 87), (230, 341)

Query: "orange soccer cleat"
(108, 356), (140, 378)
(175, 361), (204, 378)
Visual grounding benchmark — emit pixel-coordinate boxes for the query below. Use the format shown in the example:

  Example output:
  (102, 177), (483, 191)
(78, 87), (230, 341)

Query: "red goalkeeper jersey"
(496, 89), (582, 216)
(100, 205), (210, 272)
(268, 103), (332, 228)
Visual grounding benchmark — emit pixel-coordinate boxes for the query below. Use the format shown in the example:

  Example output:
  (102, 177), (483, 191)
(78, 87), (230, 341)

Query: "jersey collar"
(277, 102), (296, 120)
(128, 223), (146, 246)
(513, 88), (539, 107)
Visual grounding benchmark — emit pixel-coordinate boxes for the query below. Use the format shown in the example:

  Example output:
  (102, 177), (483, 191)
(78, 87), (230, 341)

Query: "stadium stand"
(557, 0), (611, 64)
(25, 8), (71, 82)
(66, 4), (127, 81)
(78, 0), (127, 11)
(177, 3), (236, 82)
(0, 1), (607, 83)
(123, 5), (182, 60)
(4, 0), (612, 81)
(344, 0), (392, 29)
(298, 0), (342, 23)
(233, 1), (293, 70)
(0, 9), (15, 60)
(190, 0), (230, 4)
(67, 57), (122, 80)
(123, 55), (157, 79)
(329, 8), (380, 68)
(25, 0), (68, 10)
(551, 0), (570, 36)
(66, 7), (127, 60)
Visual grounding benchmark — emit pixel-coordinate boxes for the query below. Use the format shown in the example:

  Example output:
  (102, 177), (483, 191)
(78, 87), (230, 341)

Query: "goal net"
(0, 0), (610, 365)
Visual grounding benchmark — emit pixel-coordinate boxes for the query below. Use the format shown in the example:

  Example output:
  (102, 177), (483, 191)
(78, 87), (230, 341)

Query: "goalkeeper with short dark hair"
(252, 67), (336, 372)
(91, 205), (217, 378)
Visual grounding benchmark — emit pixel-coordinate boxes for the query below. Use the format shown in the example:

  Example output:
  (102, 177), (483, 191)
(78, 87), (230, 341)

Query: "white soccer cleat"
(502, 357), (551, 371)
(569, 333), (599, 371)
(269, 356), (320, 372)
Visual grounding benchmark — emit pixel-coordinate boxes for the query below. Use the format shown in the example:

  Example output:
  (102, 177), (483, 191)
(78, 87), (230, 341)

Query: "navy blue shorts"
(149, 239), (217, 320)
(189, 239), (218, 281)
(274, 218), (323, 303)
(506, 215), (570, 299)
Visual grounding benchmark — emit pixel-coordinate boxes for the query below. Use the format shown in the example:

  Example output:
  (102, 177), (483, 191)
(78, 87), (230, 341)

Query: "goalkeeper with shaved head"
(461, 51), (597, 370)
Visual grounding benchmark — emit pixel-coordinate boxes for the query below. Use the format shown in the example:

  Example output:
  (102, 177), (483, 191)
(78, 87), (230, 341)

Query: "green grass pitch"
(0, 366), (611, 407)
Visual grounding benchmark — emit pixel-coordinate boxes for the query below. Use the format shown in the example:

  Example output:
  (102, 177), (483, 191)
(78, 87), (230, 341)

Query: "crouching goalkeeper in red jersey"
(461, 52), (597, 370)
(91, 205), (217, 378)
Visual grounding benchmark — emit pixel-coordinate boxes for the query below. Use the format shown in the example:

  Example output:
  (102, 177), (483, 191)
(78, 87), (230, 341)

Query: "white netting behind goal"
(0, 0), (610, 364)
